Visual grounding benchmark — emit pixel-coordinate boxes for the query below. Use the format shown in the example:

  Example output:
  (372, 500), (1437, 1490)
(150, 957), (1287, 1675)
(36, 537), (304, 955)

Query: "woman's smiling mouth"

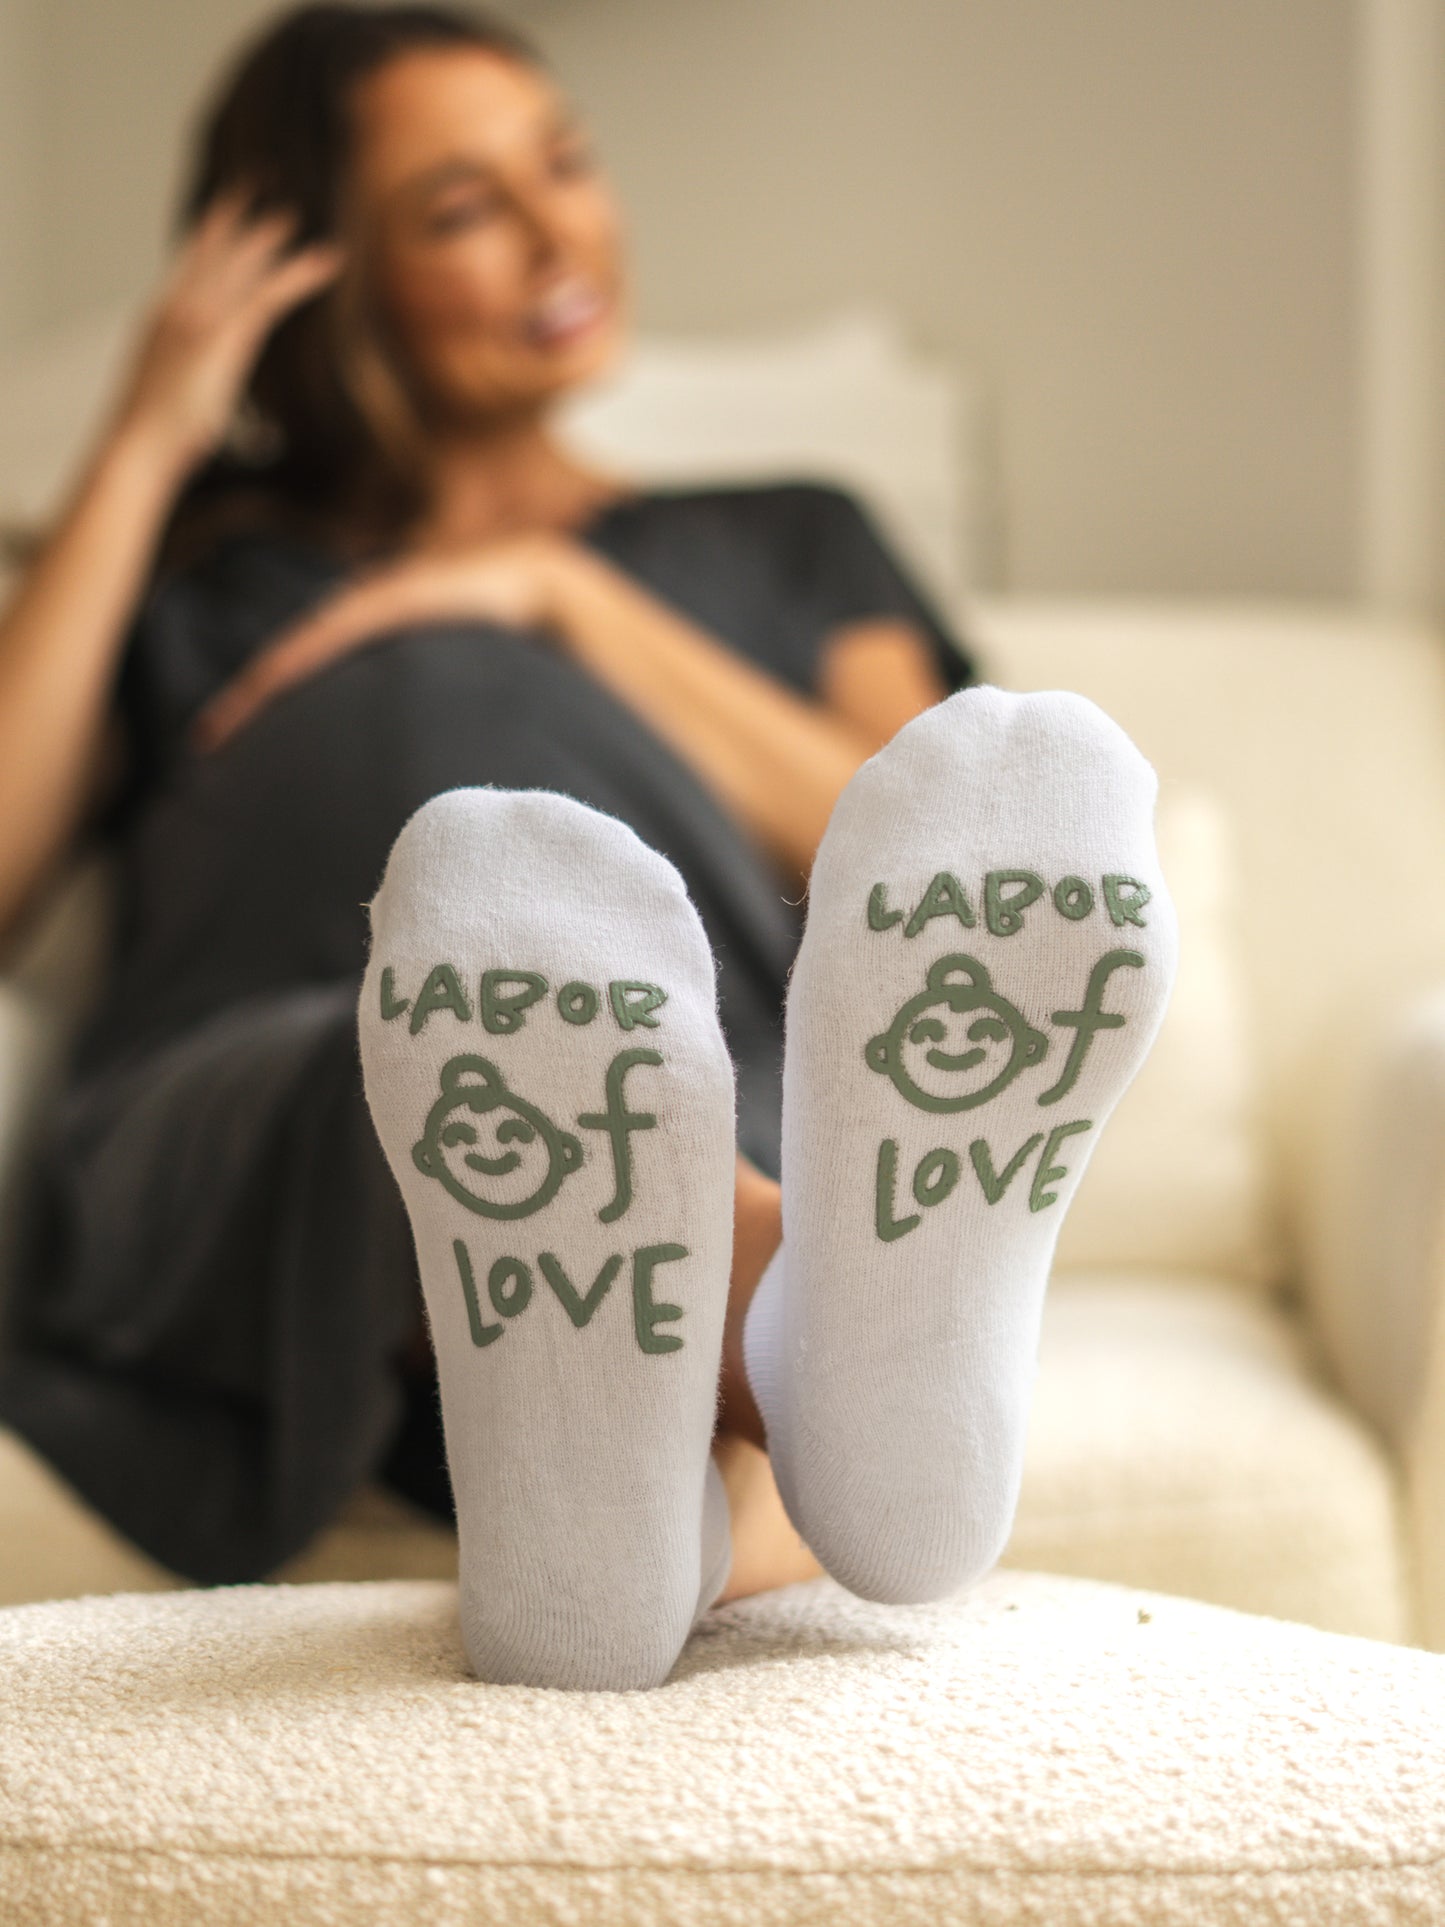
(523, 278), (608, 347)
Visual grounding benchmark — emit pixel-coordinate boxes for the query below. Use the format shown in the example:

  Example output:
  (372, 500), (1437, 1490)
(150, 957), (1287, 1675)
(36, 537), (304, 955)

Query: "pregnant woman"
(0, 3), (1177, 1689)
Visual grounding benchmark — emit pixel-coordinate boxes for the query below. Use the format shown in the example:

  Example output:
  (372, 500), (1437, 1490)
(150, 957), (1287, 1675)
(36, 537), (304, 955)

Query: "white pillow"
(1053, 784), (1283, 1289)
(557, 304), (976, 604)
(0, 302), (983, 607)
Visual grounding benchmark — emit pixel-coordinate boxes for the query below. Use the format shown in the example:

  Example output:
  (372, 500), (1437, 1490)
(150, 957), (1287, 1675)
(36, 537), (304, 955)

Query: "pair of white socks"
(357, 686), (1178, 1689)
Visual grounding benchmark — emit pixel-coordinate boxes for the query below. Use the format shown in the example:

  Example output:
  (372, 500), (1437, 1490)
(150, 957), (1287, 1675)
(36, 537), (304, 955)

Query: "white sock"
(743, 686), (1179, 1602)
(358, 788), (737, 1689)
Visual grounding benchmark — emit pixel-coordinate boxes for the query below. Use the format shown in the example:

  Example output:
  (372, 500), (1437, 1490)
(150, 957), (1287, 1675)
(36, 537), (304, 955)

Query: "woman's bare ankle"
(717, 1153), (780, 1449)
(712, 1434), (821, 1601)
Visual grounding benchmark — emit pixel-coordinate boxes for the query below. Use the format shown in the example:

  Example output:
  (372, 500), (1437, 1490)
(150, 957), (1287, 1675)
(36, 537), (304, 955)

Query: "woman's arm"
(817, 617), (961, 749)
(0, 425), (190, 947)
(546, 546), (950, 882)
(0, 196), (339, 949)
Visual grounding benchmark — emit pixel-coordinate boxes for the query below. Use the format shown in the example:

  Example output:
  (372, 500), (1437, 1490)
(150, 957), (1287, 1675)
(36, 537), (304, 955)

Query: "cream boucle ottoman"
(1, 1570), (1441, 1927)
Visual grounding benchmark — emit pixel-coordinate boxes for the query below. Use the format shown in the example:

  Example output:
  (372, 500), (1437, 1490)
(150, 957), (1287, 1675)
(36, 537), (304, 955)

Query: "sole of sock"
(745, 686), (1179, 1603)
(358, 786), (737, 1688)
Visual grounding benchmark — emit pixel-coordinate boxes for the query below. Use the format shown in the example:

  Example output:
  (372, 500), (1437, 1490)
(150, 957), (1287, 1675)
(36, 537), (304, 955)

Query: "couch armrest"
(0, 844), (114, 1015)
(0, 848), (114, 1338)
(1410, 1263), (1445, 1651)
(0, 981), (68, 1336)
(1294, 988), (1445, 1647)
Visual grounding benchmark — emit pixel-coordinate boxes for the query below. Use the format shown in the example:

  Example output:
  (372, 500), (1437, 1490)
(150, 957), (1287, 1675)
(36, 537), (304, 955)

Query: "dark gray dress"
(0, 479), (974, 1582)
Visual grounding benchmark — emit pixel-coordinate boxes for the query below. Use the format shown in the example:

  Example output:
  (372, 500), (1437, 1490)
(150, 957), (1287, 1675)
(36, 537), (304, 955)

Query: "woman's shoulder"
(595, 475), (894, 585)
(614, 474), (940, 617)
(152, 517), (346, 609)
(98, 516), (355, 838)
(132, 514), (350, 671)
(601, 473), (973, 691)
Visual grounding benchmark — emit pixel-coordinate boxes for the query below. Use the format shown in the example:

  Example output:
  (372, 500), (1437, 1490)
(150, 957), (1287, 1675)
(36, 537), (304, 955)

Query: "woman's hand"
(186, 533), (573, 754)
(110, 191), (342, 479)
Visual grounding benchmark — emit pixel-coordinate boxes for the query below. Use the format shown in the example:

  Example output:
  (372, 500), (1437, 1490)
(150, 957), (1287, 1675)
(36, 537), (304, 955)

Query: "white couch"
(3, 595), (1439, 1653)
(0, 312), (1441, 1658)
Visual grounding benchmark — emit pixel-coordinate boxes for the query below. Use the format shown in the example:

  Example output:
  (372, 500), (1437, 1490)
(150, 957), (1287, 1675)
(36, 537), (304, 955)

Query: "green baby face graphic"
(864, 953), (1048, 1113)
(412, 1054), (583, 1220)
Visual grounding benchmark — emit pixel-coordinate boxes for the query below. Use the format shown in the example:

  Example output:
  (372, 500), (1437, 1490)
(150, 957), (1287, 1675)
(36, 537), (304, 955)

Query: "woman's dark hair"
(169, 3), (546, 560)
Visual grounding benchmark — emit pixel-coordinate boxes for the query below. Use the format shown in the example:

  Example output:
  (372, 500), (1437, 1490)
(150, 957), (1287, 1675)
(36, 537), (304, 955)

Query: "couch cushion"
(1, 1570), (1442, 1926)
(303, 1273), (1408, 1644)
(559, 306), (974, 602)
(1010, 1271), (1407, 1640)
(969, 600), (1445, 1297)
(1, 1272), (1406, 1642)
(1053, 784), (1282, 1288)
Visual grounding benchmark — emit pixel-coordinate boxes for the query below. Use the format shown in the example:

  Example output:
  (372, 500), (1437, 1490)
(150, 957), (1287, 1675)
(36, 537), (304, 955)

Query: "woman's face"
(348, 47), (628, 424)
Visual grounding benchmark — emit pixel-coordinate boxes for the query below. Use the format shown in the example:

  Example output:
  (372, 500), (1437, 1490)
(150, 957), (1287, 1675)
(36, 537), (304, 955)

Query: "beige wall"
(1360, 0), (1445, 617)
(0, 0), (40, 346)
(528, 0), (1360, 598)
(0, 0), (1367, 596)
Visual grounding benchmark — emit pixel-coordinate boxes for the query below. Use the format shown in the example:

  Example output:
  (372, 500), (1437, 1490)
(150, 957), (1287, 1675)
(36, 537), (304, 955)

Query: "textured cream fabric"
(1, 1570), (1442, 1927)
(1009, 1273), (1407, 1640)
